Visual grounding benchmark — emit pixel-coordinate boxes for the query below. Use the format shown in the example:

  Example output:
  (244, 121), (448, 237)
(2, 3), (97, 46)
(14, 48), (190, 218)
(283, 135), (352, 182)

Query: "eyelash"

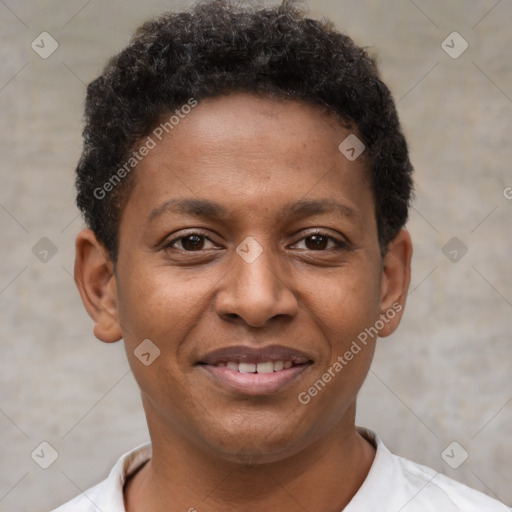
(164, 230), (349, 252)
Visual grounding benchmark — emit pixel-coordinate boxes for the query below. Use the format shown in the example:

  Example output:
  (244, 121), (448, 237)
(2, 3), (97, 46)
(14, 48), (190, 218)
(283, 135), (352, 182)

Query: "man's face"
(108, 93), (404, 461)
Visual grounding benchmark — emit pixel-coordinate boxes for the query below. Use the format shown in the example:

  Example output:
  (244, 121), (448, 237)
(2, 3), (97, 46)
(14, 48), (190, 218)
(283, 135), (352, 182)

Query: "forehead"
(126, 93), (373, 222)
(156, 93), (358, 165)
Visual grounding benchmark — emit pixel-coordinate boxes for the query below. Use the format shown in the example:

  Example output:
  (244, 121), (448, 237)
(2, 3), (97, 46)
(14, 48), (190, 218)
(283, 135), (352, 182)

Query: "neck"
(125, 409), (375, 512)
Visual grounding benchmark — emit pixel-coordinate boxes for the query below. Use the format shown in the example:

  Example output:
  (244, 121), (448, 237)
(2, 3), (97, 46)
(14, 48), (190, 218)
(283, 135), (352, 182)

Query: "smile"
(197, 345), (313, 395)
(215, 360), (294, 373)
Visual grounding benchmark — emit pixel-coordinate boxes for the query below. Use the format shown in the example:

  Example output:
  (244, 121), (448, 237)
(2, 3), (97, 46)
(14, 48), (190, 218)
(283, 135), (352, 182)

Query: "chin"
(196, 414), (316, 465)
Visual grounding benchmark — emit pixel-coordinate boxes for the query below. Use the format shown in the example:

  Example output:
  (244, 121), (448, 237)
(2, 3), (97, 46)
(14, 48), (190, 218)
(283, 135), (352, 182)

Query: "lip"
(199, 345), (312, 365)
(197, 344), (313, 395)
(199, 363), (311, 395)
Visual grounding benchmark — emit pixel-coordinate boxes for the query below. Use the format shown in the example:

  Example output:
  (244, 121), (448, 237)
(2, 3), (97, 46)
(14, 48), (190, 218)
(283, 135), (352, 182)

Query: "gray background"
(1, 0), (511, 510)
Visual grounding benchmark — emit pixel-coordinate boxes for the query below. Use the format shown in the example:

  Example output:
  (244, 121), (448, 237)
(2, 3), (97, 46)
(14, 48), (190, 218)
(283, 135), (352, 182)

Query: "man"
(53, 0), (510, 510)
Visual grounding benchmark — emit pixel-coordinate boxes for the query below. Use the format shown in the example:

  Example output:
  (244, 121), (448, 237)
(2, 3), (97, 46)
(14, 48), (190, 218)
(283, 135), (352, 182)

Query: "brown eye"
(305, 234), (329, 250)
(292, 232), (347, 251)
(165, 232), (217, 251)
(180, 234), (205, 251)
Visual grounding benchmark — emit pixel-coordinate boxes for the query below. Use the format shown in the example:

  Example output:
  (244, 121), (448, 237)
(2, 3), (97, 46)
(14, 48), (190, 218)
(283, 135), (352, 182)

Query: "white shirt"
(51, 428), (510, 512)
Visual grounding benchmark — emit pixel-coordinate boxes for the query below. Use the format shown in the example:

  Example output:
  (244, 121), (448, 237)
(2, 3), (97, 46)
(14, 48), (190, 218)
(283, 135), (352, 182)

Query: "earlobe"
(74, 229), (122, 343)
(378, 229), (413, 338)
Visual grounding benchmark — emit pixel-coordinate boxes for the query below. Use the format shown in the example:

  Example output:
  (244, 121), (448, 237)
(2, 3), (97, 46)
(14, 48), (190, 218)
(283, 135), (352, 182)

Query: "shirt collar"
(345, 426), (398, 510)
(95, 442), (152, 511)
(96, 428), (393, 511)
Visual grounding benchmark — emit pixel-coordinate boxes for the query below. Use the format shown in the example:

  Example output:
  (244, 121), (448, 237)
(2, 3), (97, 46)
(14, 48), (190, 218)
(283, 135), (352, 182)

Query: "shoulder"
(48, 443), (152, 512)
(393, 451), (510, 511)
(49, 482), (104, 512)
(350, 428), (510, 512)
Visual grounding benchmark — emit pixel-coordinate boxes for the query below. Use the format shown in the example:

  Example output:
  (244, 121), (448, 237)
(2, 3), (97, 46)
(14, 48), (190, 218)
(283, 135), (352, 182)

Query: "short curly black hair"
(76, 0), (413, 262)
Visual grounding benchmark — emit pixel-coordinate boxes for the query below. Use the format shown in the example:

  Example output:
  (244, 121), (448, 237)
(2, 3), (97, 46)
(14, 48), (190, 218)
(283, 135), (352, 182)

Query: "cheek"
(305, 263), (382, 338)
(298, 284), (379, 421)
(116, 264), (196, 341)
(116, 271), (196, 416)
(115, 266), (212, 400)
(299, 262), (382, 407)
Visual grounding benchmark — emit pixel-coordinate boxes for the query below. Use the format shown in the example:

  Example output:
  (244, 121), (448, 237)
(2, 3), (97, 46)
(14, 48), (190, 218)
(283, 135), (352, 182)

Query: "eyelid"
(162, 228), (351, 252)
(163, 229), (219, 250)
(289, 229), (350, 250)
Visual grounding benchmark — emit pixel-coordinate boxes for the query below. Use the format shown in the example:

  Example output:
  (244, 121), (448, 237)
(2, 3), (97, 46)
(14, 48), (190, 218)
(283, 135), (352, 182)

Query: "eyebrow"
(148, 197), (358, 223)
(282, 198), (358, 221)
(148, 198), (228, 223)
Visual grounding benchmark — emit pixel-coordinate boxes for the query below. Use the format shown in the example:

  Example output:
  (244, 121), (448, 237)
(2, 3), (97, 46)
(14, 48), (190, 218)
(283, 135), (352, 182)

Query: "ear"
(377, 229), (413, 337)
(74, 229), (122, 343)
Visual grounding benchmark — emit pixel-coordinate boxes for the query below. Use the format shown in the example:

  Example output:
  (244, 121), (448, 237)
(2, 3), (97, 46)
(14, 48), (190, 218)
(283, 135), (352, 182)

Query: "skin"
(75, 93), (412, 512)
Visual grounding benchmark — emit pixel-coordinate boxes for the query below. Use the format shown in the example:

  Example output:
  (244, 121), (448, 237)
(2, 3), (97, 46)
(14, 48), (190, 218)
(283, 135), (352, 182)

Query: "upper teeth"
(216, 361), (293, 373)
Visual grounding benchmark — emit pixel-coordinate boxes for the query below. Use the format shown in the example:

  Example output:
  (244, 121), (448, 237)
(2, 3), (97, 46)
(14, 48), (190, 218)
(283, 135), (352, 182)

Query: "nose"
(214, 243), (298, 328)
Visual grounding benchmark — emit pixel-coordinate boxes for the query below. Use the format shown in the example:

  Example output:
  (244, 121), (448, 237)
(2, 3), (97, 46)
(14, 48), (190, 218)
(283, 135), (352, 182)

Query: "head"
(74, 0), (413, 463)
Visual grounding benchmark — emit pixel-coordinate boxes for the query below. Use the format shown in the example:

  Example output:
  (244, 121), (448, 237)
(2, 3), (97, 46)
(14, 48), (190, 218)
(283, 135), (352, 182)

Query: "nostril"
(223, 313), (242, 321)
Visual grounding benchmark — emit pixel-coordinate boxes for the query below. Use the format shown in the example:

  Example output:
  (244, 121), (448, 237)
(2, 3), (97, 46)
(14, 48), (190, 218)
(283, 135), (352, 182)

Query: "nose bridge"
(237, 241), (280, 296)
(215, 236), (298, 327)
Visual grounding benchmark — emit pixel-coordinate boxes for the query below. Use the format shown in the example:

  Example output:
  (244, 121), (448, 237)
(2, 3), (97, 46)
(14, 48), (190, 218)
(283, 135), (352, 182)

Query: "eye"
(165, 231), (218, 251)
(292, 231), (348, 251)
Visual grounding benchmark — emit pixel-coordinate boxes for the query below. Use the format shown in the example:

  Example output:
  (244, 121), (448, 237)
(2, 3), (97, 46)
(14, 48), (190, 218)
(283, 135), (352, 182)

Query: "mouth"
(211, 360), (297, 373)
(197, 345), (313, 395)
